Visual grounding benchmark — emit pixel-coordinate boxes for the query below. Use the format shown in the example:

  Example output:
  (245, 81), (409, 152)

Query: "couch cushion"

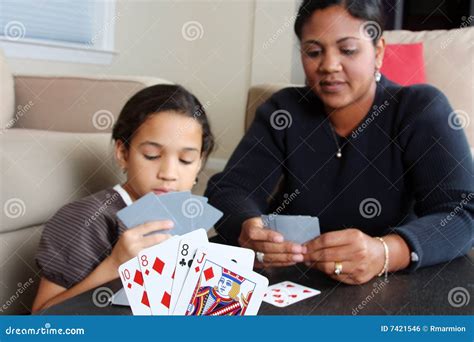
(381, 43), (426, 85)
(0, 49), (15, 130)
(383, 27), (474, 147)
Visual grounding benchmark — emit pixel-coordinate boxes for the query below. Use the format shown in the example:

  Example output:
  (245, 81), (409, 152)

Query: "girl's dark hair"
(294, 0), (385, 44)
(112, 84), (215, 161)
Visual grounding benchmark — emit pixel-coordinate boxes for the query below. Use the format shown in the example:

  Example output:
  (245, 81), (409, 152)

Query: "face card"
(138, 236), (181, 315)
(118, 257), (151, 315)
(170, 229), (209, 313)
(173, 248), (268, 316)
(116, 192), (175, 229)
(263, 281), (321, 307)
(274, 215), (320, 244)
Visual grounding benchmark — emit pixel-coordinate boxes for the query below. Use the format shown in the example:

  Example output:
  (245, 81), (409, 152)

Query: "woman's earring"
(194, 177), (199, 185)
(375, 70), (382, 82)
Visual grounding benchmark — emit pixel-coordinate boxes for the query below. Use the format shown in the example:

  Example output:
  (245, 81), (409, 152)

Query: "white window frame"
(0, 1), (118, 65)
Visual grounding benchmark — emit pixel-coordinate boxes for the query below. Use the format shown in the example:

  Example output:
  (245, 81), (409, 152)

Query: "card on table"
(138, 236), (181, 315)
(173, 247), (268, 316)
(263, 281), (320, 307)
(118, 256), (152, 315)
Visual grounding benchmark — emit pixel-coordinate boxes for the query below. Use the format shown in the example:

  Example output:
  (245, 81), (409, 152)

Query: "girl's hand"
(303, 228), (385, 284)
(110, 220), (174, 267)
(238, 217), (307, 267)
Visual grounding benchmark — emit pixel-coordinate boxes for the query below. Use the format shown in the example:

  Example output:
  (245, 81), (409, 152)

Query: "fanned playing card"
(173, 247), (268, 316)
(138, 236), (181, 315)
(118, 257), (151, 315)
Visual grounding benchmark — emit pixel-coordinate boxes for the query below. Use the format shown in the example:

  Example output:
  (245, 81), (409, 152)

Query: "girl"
(33, 84), (215, 311)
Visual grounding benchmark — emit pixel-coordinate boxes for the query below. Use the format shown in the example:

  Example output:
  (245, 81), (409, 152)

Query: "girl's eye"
(305, 50), (322, 58)
(144, 155), (159, 160)
(179, 159), (193, 165)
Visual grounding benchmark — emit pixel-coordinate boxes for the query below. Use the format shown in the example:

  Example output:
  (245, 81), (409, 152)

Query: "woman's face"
(115, 111), (203, 201)
(300, 5), (384, 112)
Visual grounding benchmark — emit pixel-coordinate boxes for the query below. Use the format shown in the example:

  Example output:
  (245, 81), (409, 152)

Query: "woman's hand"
(238, 217), (307, 267)
(303, 228), (386, 284)
(109, 220), (174, 268)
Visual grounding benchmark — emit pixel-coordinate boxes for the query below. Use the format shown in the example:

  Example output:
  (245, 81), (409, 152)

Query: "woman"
(205, 0), (473, 285)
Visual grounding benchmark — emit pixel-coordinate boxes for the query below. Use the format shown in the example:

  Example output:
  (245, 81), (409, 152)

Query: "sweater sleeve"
(205, 95), (287, 245)
(393, 85), (473, 271)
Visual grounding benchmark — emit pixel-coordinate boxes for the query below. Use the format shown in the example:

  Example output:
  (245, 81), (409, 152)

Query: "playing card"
(192, 203), (223, 230)
(170, 229), (209, 313)
(118, 257), (151, 315)
(116, 192), (175, 230)
(206, 243), (255, 269)
(138, 236), (181, 315)
(173, 247), (268, 316)
(160, 192), (209, 234)
(263, 281), (321, 307)
(261, 214), (277, 230)
(274, 215), (320, 244)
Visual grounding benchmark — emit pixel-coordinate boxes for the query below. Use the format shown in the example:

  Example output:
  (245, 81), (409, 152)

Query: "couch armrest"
(12, 74), (172, 132)
(0, 128), (124, 233)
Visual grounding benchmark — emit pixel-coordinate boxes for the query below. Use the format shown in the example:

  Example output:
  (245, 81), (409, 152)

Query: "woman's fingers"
(305, 229), (362, 251)
(303, 244), (357, 262)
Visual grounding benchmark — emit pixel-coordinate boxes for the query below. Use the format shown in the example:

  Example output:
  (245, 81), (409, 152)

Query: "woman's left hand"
(303, 228), (385, 285)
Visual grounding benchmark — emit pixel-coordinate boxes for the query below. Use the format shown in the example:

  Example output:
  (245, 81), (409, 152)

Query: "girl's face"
(300, 5), (384, 112)
(115, 111), (203, 201)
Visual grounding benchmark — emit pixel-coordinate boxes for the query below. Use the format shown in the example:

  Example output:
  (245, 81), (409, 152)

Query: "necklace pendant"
(336, 150), (342, 158)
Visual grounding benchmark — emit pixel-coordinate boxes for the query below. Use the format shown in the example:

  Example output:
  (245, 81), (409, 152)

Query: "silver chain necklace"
(328, 122), (349, 158)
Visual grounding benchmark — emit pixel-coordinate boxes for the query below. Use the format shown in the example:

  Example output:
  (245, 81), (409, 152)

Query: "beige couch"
(1, 26), (473, 314)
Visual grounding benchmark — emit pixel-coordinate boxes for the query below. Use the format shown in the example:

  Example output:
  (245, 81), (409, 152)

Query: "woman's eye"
(144, 155), (159, 160)
(179, 159), (193, 165)
(341, 49), (357, 56)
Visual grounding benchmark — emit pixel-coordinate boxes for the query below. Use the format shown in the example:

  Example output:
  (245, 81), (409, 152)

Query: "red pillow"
(380, 43), (426, 86)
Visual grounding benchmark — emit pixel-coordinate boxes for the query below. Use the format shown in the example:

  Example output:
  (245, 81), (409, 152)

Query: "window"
(0, 0), (117, 64)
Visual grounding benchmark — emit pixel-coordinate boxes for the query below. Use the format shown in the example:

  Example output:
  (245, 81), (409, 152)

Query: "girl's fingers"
(134, 220), (174, 235)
